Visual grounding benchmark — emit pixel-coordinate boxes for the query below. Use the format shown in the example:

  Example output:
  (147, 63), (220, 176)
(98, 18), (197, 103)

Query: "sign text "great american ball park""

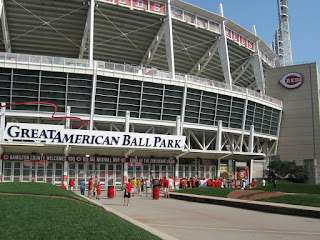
(4, 123), (186, 150)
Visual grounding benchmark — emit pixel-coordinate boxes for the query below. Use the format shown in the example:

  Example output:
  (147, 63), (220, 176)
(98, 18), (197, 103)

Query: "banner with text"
(1, 154), (177, 164)
(3, 123), (186, 151)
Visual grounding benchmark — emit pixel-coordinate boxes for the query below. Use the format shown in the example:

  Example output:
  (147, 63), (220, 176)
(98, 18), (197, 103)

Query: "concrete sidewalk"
(78, 190), (320, 240)
(170, 192), (320, 218)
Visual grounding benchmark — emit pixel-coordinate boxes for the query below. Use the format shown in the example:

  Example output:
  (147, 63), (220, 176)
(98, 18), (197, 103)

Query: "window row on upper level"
(0, 68), (280, 136)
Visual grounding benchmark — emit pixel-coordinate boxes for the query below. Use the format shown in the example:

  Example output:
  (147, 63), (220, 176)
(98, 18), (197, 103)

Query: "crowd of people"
(177, 177), (266, 189)
(61, 176), (267, 204)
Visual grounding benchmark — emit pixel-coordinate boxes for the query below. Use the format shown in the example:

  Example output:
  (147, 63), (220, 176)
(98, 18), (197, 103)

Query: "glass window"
(184, 12), (195, 24)
(55, 163), (63, 184)
(23, 164), (31, 182)
(171, 7), (183, 20)
(46, 163), (54, 184)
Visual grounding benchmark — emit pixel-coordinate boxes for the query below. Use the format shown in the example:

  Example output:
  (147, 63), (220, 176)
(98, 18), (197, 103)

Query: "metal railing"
(0, 52), (282, 107)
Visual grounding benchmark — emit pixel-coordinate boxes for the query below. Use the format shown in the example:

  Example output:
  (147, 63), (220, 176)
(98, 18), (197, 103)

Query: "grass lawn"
(175, 187), (234, 198)
(0, 183), (160, 240)
(175, 181), (320, 208)
(252, 180), (320, 194)
(256, 194), (320, 208)
(252, 180), (320, 207)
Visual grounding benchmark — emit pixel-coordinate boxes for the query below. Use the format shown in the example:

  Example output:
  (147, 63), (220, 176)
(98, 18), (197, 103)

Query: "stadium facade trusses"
(0, 0), (277, 92)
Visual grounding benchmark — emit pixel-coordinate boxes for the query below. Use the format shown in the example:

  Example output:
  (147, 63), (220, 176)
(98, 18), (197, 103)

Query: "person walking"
(124, 180), (132, 206)
(80, 179), (86, 195)
(252, 178), (257, 188)
(164, 177), (170, 198)
(137, 179), (142, 196)
(145, 178), (151, 197)
(69, 178), (75, 191)
(96, 182), (102, 200)
(169, 176), (174, 191)
(261, 178), (266, 187)
(88, 177), (94, 198)
(130, 177), (137, 197)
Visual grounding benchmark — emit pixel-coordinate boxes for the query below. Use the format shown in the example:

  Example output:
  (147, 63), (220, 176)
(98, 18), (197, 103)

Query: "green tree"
(268, 160), (307, 181)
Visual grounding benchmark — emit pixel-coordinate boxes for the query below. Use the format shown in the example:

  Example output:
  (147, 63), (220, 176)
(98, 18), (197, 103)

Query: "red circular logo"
(279, 72), (304, 89)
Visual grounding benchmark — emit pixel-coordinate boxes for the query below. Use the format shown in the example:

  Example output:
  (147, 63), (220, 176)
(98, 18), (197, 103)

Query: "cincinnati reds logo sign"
(279, 72), (304, 89)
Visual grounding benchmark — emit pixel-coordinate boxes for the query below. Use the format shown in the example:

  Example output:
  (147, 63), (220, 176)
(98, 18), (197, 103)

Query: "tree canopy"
(268, 160), (307, 180)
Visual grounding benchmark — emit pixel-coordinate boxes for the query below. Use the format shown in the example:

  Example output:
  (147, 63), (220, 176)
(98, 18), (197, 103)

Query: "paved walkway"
(78, 190), (320, 240)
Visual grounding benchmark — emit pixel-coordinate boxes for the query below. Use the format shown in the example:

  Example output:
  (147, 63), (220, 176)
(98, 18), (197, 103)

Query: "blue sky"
(184, 0), (319, 66)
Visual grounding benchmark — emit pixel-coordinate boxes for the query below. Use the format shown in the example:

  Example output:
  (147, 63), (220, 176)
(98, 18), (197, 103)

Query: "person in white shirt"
(200, 178), (207, 187)
(261, 178), (266, 187)
(169, 177), (174, 191)
(145, 178), (151, 196)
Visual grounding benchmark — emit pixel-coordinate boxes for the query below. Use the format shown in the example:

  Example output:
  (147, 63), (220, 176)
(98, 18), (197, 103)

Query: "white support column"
(0, 146), (3, 182)
(0, 0), (12, 53)
(175, 115), (181, 136)
(89, 0), (95, 66)
(274, 110), (283, 154)
(65, 106), (71, 129)
(0, 0), (3, 18)
(240, 89), (248, 152)
(123, 111), (130, 183)
(90, 61), (97, 130)
(63, 160), (68, 186)
(249, 159), (253, 184)
(164, 0), (175, 79)
(79, 6), (91, 59)
(180, 76), (187, 135)
(252, 51), (265, 92)
(0, 102), (6, 143)
(249, 125), (254, 153)
(252, 25), (265, 93)
(175, 157), (179, 189)
(215, 120), (222, 151)
(218, 4), (232, 87)
(63, 105), (71, 186)
(125, 111), (130, 133)
(217, 159), (221, 178)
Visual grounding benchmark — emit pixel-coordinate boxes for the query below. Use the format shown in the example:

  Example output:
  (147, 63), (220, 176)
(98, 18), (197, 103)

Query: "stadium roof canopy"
(0, 0), (277, 89)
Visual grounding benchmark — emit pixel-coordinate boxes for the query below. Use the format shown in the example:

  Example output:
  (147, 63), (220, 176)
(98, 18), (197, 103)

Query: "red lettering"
(133, 0), (147, 10)
(115, 0), (130, 6)
(150, 2), (165, 14)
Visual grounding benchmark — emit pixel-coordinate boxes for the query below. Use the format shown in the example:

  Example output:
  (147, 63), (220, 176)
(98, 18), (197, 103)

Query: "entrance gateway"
(0, 154), (178, 189)
(0, 154), (224, 189)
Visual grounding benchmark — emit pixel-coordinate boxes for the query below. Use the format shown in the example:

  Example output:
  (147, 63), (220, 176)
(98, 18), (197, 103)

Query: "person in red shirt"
(217, 178), (222, 188)
(252, 178), (257, 188)
(206, 179), (212, 187)
(214, 178), (218, 187)
(88, 178), (94, 198)
(163, 177), (170, 198)
(191, 177), (195, 188)
(96, 182), (102, 200)
(124, 180), (133, 206)
(69, 178), (75, 191)
(211, 179), (216, 187)
(160, 177), (164, 192)
(234, 179), (238, 189)
(179, 178), (183, 189)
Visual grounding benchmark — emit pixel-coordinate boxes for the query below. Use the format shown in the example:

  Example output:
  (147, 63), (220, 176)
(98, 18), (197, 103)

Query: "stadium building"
(0, 0), (283, 189)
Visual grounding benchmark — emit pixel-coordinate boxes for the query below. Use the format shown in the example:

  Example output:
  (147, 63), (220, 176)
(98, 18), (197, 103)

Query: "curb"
(76, 193), (178, 240)
(170, 192), (320, 219)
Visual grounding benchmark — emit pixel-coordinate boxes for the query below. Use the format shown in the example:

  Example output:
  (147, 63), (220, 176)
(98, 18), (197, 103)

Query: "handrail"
(0, 52), (282, 107)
